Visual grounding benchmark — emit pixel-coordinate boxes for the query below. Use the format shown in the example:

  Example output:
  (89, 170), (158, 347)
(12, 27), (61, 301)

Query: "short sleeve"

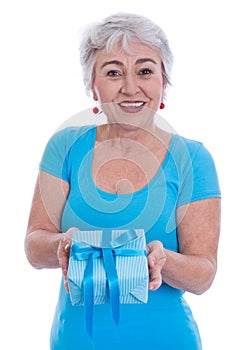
(177, 141), (221, 207)
(39, 126), (93, 182)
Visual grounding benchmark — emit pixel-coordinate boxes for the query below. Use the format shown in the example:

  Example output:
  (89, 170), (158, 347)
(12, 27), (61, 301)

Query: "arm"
(25, 170), (70, 269)
(148, 197), (221, 294)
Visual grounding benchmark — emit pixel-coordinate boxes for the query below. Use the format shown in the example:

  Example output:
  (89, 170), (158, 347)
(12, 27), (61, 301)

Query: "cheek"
(145, 80), (164, 99)
(93, 80), (116, 102)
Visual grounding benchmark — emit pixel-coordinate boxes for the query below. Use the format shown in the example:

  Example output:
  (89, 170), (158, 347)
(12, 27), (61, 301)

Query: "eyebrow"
(136, 58), (158, 65)
(100, 58), (158, 69)
(100, 60), (123, 69)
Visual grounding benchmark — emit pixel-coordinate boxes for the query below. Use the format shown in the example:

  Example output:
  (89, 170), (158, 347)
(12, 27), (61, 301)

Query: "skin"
(25, 41), (221, 295)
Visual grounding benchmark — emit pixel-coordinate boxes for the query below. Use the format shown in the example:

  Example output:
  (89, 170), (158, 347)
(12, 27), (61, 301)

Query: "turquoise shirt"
(39, 125), (221, 350)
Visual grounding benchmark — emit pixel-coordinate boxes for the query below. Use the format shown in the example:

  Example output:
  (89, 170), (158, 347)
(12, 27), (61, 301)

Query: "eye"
(138, 68), (153, 76)
(107, 70), (122, 77)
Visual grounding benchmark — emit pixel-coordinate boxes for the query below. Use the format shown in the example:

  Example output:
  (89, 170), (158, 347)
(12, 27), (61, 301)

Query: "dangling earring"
(160, 102), (165, 109)
(92, 93), (100, 114)
(93, 106), (99, 114)
(93, 104), (103, 114)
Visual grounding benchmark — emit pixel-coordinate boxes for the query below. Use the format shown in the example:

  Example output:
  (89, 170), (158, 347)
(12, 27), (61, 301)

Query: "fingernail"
(65, 243), (70, 251)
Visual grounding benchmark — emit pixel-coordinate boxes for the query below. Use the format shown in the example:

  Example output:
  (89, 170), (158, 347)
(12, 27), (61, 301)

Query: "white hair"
(79, 12), (174, 95)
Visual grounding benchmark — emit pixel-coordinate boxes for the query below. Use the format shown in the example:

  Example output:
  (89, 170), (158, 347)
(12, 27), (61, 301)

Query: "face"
(92, 41), (166, 126)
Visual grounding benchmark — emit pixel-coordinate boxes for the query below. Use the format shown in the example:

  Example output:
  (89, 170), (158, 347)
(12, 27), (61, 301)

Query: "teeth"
(120, 102), (144, 108)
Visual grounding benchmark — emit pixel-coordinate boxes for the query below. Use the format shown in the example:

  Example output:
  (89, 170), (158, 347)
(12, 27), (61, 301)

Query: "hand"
(147, 240), (167, 291)
(57, 227), (78, 292)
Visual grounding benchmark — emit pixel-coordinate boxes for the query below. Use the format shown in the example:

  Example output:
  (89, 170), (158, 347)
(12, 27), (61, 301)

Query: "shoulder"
(172, 134), (203, 156)
(173, 135), (221, 205)
(46, 125), (96, 150)
(52, 125), (96, 142)
(39, 125), (96, 180)
(169, 133), (219, 179)
(171, 134), (217, 165)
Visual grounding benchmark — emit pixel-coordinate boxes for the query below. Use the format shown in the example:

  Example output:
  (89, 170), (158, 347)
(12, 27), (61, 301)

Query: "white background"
(1, 0), (232, 349)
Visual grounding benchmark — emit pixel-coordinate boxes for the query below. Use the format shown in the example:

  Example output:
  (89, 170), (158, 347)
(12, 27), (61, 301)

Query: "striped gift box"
(67, 229), (148, 338)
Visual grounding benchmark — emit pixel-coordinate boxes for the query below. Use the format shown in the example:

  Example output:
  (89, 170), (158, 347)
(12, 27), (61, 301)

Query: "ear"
(162, 80), (167, 91)
(91, 88), (98, 101)
(161, 82), (167, 100)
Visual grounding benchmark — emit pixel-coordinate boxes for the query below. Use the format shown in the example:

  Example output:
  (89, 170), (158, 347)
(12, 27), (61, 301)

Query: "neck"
(97, 122), (158, 145)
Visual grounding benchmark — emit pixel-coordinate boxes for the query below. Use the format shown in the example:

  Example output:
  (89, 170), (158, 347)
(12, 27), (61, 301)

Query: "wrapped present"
(67, 229), (148, 338)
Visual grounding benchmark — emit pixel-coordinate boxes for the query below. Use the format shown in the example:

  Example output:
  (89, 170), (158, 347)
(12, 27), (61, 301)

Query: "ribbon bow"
(70, 229), (146, 339)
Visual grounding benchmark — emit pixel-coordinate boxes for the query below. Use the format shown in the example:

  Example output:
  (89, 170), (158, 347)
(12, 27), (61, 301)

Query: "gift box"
(67, 229), (148, 338)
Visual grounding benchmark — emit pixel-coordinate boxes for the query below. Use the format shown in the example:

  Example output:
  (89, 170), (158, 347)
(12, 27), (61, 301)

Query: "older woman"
(25, 13), (221, 350)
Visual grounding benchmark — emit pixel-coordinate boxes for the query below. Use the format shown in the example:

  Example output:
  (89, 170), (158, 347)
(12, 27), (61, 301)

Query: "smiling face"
(92, 41), (166, 127)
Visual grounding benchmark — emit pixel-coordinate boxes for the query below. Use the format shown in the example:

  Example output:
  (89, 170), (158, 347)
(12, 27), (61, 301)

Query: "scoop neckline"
(88, 126), (177, 198)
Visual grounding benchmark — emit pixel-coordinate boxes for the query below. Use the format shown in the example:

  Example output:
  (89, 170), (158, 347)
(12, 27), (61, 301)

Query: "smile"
(118, 101), (145, 108)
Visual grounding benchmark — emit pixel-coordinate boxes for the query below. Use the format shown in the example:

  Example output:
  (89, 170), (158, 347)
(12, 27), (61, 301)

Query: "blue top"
(39, 125), (221, 350)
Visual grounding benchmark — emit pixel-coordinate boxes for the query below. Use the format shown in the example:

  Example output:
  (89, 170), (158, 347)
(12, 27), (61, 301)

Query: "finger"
(57, 236), (71, 261)
(148, 251), (166, 291)
(147, 240), (163, 257)
(148, 265), (163, 291)
(64, 226), (79, 241)
(57, 236), (71, 292)
(147, 243), (166, 267)
(147, 253), (155, 269)
(148, 276), (162, 290)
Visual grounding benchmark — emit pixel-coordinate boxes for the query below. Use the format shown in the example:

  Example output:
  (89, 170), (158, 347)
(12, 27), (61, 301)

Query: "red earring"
(160, 102), (165, 109)
(93, 106), (99, 114)
(93, 94), (100, 114)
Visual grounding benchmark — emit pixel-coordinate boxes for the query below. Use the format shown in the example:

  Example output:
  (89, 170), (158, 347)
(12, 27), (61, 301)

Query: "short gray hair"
(79, 12), (174, 95)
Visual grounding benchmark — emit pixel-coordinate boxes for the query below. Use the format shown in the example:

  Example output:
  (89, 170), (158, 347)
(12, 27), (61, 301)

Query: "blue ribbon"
(70, 229), (146, 339)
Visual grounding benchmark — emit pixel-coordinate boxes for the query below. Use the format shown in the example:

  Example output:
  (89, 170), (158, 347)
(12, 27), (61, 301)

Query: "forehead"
(94, 41), (162, 65)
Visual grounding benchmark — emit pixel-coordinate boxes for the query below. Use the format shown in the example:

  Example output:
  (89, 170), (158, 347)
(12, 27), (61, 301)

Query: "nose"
(120, 74), (140, 96)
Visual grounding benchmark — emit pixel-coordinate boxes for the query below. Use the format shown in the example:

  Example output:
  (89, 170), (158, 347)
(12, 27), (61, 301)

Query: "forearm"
(162, 249), (217, 295)
(25, 230), (63, 269)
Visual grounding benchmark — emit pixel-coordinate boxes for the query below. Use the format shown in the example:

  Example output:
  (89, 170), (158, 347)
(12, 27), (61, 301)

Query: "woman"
(25, 13), (221, 349)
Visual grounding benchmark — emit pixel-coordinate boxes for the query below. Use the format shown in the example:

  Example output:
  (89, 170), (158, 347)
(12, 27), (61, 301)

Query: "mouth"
(118, 101), (146, 112)
(119, 101), (145, 108)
